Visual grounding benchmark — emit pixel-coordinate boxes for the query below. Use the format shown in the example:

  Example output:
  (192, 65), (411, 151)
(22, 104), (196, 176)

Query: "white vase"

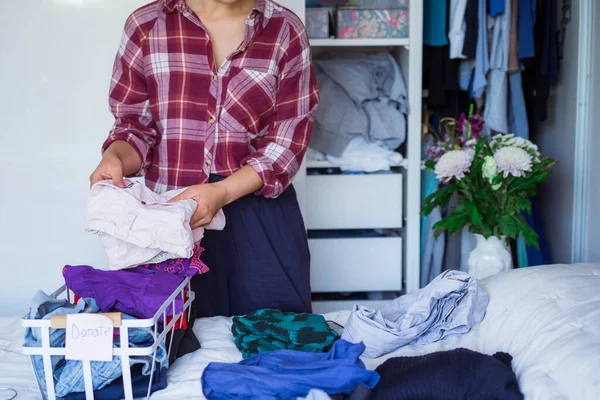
(468, 234), (513, 280)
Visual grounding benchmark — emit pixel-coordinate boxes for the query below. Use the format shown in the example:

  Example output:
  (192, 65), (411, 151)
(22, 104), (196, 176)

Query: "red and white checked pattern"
(103, 0), (319, 197)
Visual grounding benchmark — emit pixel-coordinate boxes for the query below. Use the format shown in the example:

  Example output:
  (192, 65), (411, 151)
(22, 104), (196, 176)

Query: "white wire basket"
(21, 278), (195, 400)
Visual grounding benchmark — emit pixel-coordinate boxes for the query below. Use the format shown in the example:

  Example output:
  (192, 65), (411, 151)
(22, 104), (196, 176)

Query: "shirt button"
(209, 116), (215, 124)
(240, 46), (247, 52)
(205, 159), (212, 166)
(211, 74), (217, 82)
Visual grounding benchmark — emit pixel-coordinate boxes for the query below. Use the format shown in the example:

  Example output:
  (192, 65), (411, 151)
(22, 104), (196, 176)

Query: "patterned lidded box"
(337, 7), (409, 39)
(344, 0), (409, 7)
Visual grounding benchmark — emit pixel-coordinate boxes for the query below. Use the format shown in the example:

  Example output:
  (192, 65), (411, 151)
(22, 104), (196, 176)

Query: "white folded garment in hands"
(87, 179), (225, 270)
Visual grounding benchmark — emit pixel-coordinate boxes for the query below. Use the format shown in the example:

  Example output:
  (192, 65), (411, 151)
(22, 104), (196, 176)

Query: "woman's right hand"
(90, 154), (126, 188)
(89, 141), (143, 188)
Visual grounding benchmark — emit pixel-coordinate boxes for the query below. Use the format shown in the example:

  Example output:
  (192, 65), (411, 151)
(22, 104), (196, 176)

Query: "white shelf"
(310, 38), (409, 47)
(306, 159), (406, 169)
(313, 299), (392, 314)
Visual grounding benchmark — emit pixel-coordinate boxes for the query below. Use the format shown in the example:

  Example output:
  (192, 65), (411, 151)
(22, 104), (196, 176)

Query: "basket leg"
(119, 326), (133, 400)
(145, 353), (157, 400)
(41, 327), (57, 400)
(83, 361), (94, 400)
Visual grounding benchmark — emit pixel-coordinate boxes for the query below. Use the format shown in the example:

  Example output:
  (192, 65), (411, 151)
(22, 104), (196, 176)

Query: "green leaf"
(507, 177), (534, 194)
(452, 203), (467, 214)
(424, 160), (436, 169)
(434, 210), (468, 237)
(516, 198), (532, 214)
(498, 215), (519, 239)
(529, 169), (553, 184)
(422, 184), (458, 216)
(467, 202), (484, 227)
(521, 226), (540, 249)
(475, 137), (489, 156)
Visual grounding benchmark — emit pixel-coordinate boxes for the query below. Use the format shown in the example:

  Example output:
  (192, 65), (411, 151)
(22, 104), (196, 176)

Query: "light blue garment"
(508, 71), (529, 138)
(458, 60), (475, 91)
(421, 206), (445, 287)
(424, 0), (448, 46)
(311, 53), (408, 157)
(472, 0), (489, 99)
(518, 0), (536, 59)
(517, 234), (529, 268)
(24, 290), (167, 398)
(483, 69), (508, 134)
(421, 142), (444, 287)
(483, 0), (512, 134)
(420, 166), (441, 261)
(299, 389), (333, 400)
(489, 0), (511, 71)
(341, 270), (489, 358)
(202, 340), (380, 400)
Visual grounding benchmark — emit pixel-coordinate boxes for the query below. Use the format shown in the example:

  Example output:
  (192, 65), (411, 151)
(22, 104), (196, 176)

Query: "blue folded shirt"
(201, 340), (380, 399)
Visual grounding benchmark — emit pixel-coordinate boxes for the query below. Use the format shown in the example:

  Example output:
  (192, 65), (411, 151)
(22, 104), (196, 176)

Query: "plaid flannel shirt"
(103, 0), (319, 197)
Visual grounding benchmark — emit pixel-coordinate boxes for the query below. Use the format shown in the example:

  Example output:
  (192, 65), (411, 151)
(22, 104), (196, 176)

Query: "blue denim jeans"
(24, 291), (168, 397)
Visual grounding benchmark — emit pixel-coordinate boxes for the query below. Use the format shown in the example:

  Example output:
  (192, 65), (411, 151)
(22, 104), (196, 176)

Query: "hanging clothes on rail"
(424, 0), (448, 46)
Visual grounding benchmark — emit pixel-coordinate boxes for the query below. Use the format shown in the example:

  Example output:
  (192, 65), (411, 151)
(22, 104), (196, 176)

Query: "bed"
(1, 263), (599, 400)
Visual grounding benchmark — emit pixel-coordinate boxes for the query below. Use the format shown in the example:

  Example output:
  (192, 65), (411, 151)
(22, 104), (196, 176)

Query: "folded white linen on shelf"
(308, 137), (405, 172)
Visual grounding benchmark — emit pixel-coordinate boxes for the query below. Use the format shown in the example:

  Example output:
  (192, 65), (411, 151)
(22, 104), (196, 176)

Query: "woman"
(90, 0), (319, 317)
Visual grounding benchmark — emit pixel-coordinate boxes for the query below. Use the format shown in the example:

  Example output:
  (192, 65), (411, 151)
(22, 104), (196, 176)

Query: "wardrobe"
(278, 1), (423, 313)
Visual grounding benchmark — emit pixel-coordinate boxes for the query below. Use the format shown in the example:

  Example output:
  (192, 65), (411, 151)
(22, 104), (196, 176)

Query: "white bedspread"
(2, 263), (599, 400)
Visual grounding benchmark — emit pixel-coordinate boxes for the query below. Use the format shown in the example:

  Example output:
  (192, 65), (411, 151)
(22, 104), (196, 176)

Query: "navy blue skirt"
(193, 176), (312, 317)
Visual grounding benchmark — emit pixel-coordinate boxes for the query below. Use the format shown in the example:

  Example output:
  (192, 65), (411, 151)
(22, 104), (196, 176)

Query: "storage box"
(304, 173), (403, 230)
(306, 7), (335, 39)
(344, 0), (409, 8)
(337, 7), (409, 39)
(309, 236), (403, 292)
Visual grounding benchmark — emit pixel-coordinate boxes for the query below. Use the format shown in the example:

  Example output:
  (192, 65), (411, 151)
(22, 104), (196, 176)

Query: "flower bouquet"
(424, 112), (485, 162)
(422, 133), (555, 249)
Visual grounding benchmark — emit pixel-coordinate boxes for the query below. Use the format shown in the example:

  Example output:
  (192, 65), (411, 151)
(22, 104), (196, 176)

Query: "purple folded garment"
(62, 265), (185, 319)
(132, 245), (209, 277)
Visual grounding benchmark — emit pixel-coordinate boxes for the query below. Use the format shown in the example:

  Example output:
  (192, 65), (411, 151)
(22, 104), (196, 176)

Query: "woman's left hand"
(170, 183), (228, 229)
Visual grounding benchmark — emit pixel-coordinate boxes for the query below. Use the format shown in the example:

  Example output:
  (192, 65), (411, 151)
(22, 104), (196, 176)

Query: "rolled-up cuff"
(102, 132), (150, 177)
(243, 157), (284, 198)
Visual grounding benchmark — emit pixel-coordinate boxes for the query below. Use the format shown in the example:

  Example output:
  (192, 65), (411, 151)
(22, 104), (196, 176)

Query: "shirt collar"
(161, 0), (271, 27)
(161, 0), (181, 14)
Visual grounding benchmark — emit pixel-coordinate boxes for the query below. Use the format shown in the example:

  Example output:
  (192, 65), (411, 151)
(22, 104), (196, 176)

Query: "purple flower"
(456, 113), (468, 132)
(469, 116), (485, 137)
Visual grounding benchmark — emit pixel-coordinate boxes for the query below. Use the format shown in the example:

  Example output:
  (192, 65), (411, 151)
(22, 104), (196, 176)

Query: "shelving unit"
(280, 1), (423, 312)
(309, 38), (410, 47)
(305, 159), (407, 169)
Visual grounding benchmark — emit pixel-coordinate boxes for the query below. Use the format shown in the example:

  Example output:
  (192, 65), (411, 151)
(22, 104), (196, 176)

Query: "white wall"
(0, 1), (148, 316)
(537, 0), (579, 264)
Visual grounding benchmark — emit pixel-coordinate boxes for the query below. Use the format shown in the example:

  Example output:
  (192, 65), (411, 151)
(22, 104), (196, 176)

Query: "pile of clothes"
(24, 290), (171, 399)
(23, 179), (225, 398)
(308, 52), (408, 172)
(201, 270), (524, 400)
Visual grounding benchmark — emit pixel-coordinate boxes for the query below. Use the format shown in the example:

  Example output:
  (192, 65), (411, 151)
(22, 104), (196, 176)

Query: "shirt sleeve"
(102, 16), (159, 176)
(241, 22), (320, 198)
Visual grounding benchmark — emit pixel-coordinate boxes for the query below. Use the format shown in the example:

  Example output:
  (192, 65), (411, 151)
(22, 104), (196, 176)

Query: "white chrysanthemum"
(494, 146), (532, 178)
(434, 150), (474, 182)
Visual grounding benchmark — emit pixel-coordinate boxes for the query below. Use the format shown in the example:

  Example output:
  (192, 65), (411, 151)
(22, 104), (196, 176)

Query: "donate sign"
(65, 314), (114, 361)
